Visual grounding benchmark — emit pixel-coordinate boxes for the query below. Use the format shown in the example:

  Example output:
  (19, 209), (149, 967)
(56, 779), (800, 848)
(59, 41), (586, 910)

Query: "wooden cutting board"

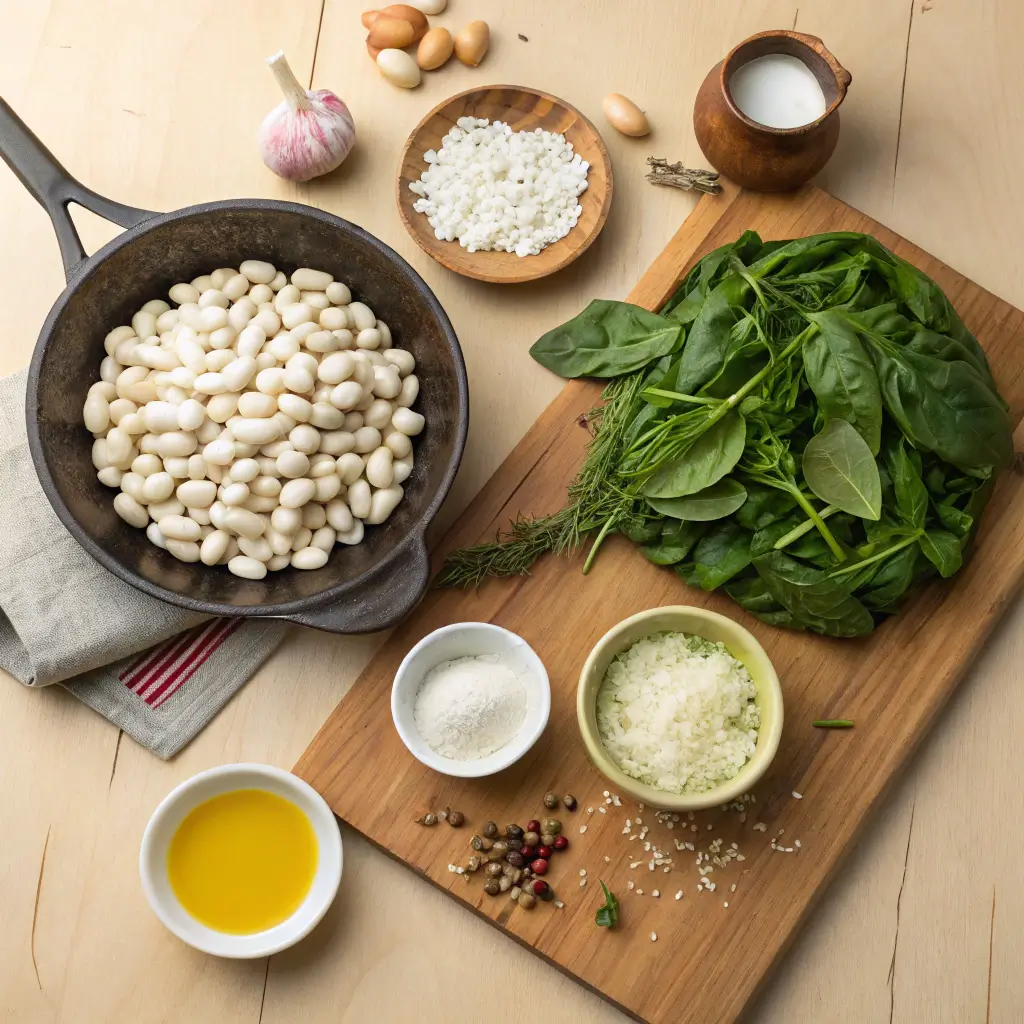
(295, 184), (1024, 1024)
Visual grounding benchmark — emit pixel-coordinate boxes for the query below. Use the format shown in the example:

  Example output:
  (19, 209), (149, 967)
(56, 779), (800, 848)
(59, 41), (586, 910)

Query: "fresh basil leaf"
(919, 530), (963, 577)
(803, 309), (883, 454)
(647, 479), (747, 521)
(801, 419), (882, 520)
(753, 550), (875, 637)
(530, 300), (681, 379)
(642, 413), (746, 498)
(886, 438), (928, 529)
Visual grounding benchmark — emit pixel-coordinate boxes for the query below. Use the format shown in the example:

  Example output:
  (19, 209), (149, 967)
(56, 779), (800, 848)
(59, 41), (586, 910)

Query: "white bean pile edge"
(82, 261), (424, 580)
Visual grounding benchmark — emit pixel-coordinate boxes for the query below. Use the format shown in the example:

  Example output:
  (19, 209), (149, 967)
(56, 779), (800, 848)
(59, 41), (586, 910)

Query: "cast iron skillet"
(0, 98), (468, 633)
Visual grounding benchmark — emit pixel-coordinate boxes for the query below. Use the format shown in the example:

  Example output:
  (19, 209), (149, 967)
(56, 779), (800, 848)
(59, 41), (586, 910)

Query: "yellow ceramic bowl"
(576, 606), (783, 812)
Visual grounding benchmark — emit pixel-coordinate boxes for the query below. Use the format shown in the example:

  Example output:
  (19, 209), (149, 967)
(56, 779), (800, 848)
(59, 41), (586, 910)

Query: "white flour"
(413, 653), (528, 760)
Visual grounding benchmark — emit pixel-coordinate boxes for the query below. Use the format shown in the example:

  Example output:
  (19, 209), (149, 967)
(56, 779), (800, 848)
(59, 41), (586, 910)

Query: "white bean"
(245, 494), (278, 513)
(104, 325), (136, 357)
(266, 528), (293, 556)
(146, 521), (167, 549)
(273, 411), (296, 435)
(255, 351), (277, 371)
(274, 284), (301, 312)
(336, 520), (364, 545)
(177, 479), (217, 507)
(227, 458), (260, 483)
(366, 484), (404, 525)
(277, 393), (312, 423)
(372, 365), (402, 399)
(347, 479), (371, 519)
(318, 306), (348, 331)
(203, 438), (236, 465)
(353, 426), (382, 454)
(223, 506), (266, 539)
(302, 293), (331, 311)
(292, 546), (329, 570)
(348, 302), (377, 332)
(200, 529), (231, 565)
(132, 310), (158, 340)
(392, 456), (413, 484)
(158, 431), (198, 458)
(268, 332), (300, 362)
(148, 498), (186, 521)
(291, 267), (333, 291)
(240, 260), (277, 285)
(363, 399), (394, 431)
(100, 356), (123, 383)
(281, 303), (315, 331)
(169, 282), (200, 305)
(330, 380), (363, 410)
(392, 407), (425, 436)
(290, 526), (313, 551)
(333, 328), (355, 350)
(397, 374), (419, 408)
(205, 349), (235, 373)
(83, 393), (110, 433)
(384, 348), (415, 377)
(227, 298), (257, 333)
(383, 430), (412, 458)
(198, 288), (228, 309)
(177, 398), (206, 432)
(247, 284), (273, 305)
(164, 456), (190, 478)
(143, 401), (180, 433)
(120, 472), (147, 503)
(228, 555), (267, 579)
(318, 430), (355, 456)
(174, 333), (207, 374)
(256, 367), (288, 395)
(277, 451), (310, 479)
(160, 515), (202, 541)
(271, 505), (302, 534)
(343, 412), (363, 432)
(138, 433), (160, 455)
(326, 281), (352, 305)
(222, 273), (250, 301)
(305, 330), (338, 353)
(289, 424), (321, 454)
(326, 499), (354, 532)
(198, 306), (229, 332)
(317, 351), (355, 385)
(105, 428), (133, 468)
(220, 482), (250, 506)
(114, 492), (148, 528)
(230, 417), (282, 445)
(365, 446), (394, 488)
(131, 453), (161, 476)
(209, 325), (237, 350)
(206, 392), (239, 424)
(356, 327), (381, 351)
(309, 402), (344, 430)
(194, 371), (228, 395)
(301, 502), (327, 529)
(236, 323), (266, 358)
(142, 472), (175, 503)
(280, 477), (316, 508)
(252, 308), (281, 337)
(166, 539), (201, 563)
(283, 366), (315, 393)
(238, 535), (273, 562)
(188, 506), (212, 526)
(177, 302), (203, 330)
(97, 466), (124, 487)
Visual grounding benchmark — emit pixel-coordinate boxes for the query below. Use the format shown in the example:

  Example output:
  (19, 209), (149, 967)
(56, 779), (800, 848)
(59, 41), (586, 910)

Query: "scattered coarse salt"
(792, 791), (803, 799)
(675, 891), (683, 900)
(730, 883), (737, 892)
(554, 900), (564, 909)
(598, 806), (607, 814)
(753, 823), (768, 832)
(651, 932), (657, 942)
(724, 902), (729, 908)
(636, 888), (644, 895)
(603, 790), (610, 797)
(579, 868), (587, 876)
(409, 117), (589, 258)
(579, 879), (587, 887)
(587, 806), (594, 814)
(628, 881), (635, 890)
(579, 825), (588, 833)
(652, 890), (660, 898)
(795, 839), (802, 848)
(604, 855), (611, 862)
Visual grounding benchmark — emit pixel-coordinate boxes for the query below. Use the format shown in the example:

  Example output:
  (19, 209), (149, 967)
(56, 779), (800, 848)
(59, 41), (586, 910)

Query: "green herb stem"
(813, 719), (854, 728)
(773, 506), (839, 550)
(827, 532), (921, 578)
(641, 387), (721, 406)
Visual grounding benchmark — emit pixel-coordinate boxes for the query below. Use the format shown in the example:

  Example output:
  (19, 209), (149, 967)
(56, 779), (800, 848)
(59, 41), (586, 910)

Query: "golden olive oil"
(167, 788), (318, 934)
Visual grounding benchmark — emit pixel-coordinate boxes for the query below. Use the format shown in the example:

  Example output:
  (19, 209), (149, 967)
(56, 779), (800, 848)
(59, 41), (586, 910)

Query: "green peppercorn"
(505, 824), (524, 840)
(523, 830), (540, 847)
(518, 892), (537, 909)
(543, 792), (559, 809)
(507, 850), (525, 868)
(483, 821), (499, 839)
(562, 794), (577, 812)
(483, 879), (500, 896)
(542, 818), (562, 835)
(487, 849), (504, 863)
(486, 862), (503, 878)
(471, 834), (484, 851)
(540, 833), (556, 847)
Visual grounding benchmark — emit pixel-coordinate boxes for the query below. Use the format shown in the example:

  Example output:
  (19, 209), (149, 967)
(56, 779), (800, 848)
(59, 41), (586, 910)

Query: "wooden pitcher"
(693, 30), (852, 191)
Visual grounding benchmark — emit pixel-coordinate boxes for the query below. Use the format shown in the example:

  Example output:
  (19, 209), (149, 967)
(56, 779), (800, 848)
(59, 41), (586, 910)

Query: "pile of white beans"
(83, 261), (424, 580)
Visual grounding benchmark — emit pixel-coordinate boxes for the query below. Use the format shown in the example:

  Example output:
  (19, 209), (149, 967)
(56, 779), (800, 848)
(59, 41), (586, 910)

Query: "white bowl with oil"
(139, 763), (343, 958)
(391, 622), (551, 778)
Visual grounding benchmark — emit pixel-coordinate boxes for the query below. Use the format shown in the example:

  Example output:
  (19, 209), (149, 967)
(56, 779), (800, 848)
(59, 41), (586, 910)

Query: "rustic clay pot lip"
(719, 29), (848, 136)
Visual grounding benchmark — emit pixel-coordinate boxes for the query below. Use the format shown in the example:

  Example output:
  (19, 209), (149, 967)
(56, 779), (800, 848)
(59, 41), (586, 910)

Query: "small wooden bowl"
(397, 85), (613, 285)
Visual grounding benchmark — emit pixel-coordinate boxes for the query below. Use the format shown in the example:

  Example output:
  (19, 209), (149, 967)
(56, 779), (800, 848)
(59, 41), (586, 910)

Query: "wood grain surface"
(397, 85), (613, 283)
(294, 183), (1024, 1023)
(3, 2), (1024, 1023)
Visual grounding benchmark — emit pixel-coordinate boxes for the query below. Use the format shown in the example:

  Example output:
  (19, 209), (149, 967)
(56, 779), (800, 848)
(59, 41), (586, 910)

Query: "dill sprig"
(436, 373), (646, 587)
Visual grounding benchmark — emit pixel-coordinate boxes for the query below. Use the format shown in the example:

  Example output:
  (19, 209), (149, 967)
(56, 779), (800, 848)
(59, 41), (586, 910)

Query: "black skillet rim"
(25, 197), (469, 619)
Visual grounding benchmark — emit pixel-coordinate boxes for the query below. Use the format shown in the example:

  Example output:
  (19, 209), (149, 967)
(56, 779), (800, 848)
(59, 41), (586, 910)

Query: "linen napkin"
(0, 369), (290, 758)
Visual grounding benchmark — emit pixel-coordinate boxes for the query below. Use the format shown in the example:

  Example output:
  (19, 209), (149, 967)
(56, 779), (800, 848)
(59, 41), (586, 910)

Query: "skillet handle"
(0, 97), (157, 281)
(284, 536), (431, 634)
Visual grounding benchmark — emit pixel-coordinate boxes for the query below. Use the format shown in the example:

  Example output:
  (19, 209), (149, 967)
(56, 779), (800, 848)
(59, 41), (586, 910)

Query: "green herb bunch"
(439, 231), (1012, 637)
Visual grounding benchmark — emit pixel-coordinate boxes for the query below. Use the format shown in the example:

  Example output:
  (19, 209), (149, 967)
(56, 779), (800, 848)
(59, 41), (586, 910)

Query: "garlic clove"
(259, 51), (356, 182)
(376, 48), (421, 89)
(405, 0), (446, 12)
(361, 9), (380, 28)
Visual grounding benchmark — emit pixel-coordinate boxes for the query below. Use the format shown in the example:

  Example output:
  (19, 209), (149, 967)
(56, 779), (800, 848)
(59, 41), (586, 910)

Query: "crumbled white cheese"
(596, 632), (760, 794)
(409, 117), (589, 257)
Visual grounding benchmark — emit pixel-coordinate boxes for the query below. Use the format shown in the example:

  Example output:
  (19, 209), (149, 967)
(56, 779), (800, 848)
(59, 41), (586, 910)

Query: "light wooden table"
(2, 1), (1022, 1020)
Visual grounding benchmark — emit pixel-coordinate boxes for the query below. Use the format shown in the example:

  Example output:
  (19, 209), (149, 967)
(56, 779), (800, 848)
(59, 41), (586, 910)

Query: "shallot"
(259, 51), (355, 181)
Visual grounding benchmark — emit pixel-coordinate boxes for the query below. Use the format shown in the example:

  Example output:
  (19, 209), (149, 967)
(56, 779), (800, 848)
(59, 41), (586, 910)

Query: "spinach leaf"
(754, 551), (875, 637)
(919, 530), (963, 577)
(860, 544), (921, 610)
(643, 413), (746, 498)
(641, 520), (705, 565)
(803, 309), (883, 453)
(647, 478), (748, 521)
(620, 518), (662, 545)
(936, 504), (973, 537)
(672, 274), (750, 394)
(530, 300), (681, 378)
(725, 576), (803, 629)
(677, 523), (753, 590)
(735, 484), (797, 530)
(886, 438), (928, 529)
(801, 419), (882, 520)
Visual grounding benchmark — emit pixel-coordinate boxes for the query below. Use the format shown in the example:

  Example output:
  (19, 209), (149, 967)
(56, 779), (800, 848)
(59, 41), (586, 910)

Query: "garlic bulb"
(259, 51), (355, 182)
